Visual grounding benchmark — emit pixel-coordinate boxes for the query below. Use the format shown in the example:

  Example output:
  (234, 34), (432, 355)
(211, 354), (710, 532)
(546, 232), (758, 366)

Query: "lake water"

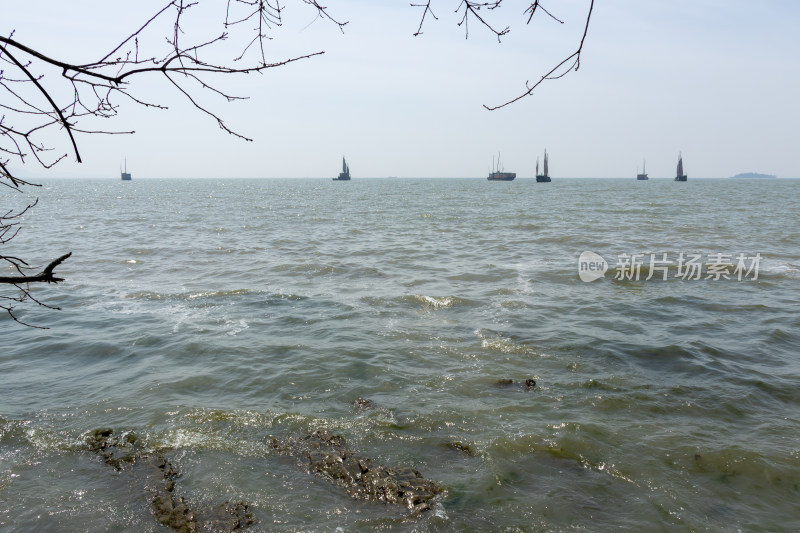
(1, 177), (799, 531)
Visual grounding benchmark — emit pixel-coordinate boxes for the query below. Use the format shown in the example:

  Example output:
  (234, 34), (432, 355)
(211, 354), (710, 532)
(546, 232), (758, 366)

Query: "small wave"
(764, 327), (800, 347)
(22, 426), (73, 452)
(273, 263), (345, 276)
(509, 223), (543, 231)
(406, 294), (473, 310)
(759, 261), (800, 279)
(366, 294), (469, 312)
(126, 288), (256, 301)
(690, 447), (798, 488)
(224, 318), (249, 336)
(474, 328), (546, 356)
(487, 287), (517, 296)
(486, 433), (636, 484)
(480, 337), (529, 354)
(186, 289), (253, 300)
(756, 379), (800, 405)
(496, 300), (531, 309)
(572, 379), (622, 391)
(139, 408), (286, 456)
(415, 295), (456, 309)
(446, 272), (509, 283)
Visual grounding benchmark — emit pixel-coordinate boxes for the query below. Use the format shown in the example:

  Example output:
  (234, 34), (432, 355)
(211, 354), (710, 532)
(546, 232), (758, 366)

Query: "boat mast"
(543, 150), (549, 176)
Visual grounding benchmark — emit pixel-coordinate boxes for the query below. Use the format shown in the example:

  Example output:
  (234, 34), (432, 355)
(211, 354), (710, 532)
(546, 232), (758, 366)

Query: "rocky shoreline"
(269, 429), (445, 513)
(85, 425), (447, 530)
(82, 384), (534, 529)
(85, 428), (254, 532)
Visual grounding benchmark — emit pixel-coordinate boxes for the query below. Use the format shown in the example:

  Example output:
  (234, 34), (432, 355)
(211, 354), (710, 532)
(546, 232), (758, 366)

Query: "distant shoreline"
(730, 172), (777, 179)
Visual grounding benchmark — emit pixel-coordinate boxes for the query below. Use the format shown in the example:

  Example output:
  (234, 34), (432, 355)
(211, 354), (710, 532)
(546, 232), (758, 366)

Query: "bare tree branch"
(0, 252), (71, 284)
(300, 1), (348, 32)
(0, 45), (83, 163)
(525, 1), (565, 25)
(455, 1), (509, 42)
(1, 0), (343, 327)
(408, 1), (593, 108)
(411, 1), (439, 37)
(485, 0), (595, 110)
(1, 0), (336, 192)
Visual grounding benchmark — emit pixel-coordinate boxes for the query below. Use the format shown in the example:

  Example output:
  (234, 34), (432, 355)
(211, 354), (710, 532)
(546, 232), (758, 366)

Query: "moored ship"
(333, 157), (351, 181)
(637, 159), (648, 180)
(120, 158), (131, 181)
(487, 153), (516, 181)
(675, 153), (687, 181)
(535, 150), (551, 182)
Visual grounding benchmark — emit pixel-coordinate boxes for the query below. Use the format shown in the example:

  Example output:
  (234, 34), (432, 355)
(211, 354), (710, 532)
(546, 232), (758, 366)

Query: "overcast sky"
(4, 0), (799, 178)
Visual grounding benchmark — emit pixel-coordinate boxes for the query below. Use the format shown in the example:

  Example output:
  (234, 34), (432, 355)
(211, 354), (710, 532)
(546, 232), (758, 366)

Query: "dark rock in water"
(495, 378), (537, 390)
(196, 502), (254, 531)
(86, 427), (141, 471)
(85, 428), (254, 532)
(353, 397), (375, 410)
(269, 429), (444, 512)
(445, 441), (477, 457)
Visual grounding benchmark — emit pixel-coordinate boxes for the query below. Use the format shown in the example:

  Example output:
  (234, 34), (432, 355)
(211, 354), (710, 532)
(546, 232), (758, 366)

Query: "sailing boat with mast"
(120, 158), (131, 181)
(535, 150), (551, 182)
(333, 156), (351, 181)
(487, 153), (516, 181)
(675, 153), (687, 181)
(637, 159), (648, 180)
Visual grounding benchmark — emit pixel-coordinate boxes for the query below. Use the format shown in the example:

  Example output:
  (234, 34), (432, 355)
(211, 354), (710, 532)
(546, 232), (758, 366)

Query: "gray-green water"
(2, 178), (799, 531)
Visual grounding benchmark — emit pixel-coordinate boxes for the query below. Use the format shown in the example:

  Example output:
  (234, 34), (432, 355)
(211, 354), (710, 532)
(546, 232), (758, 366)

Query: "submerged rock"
(353, 397), (375, 410)
(444, 441), (477, 457)
(495, 378), (537, 390)
(85, 428), (254, 532)
(269, 429), (444, 512)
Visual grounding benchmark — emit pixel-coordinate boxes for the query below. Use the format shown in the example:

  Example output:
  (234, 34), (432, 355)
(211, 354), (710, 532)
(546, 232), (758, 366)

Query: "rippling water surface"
(2, 178), (799, 531)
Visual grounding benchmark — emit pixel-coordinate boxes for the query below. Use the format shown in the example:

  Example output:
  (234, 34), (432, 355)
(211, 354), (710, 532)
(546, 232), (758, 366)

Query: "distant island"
(730, 172), (777, 179)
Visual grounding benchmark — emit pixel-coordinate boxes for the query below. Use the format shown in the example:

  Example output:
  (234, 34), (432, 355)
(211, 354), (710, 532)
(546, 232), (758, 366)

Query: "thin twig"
(484, 0), (594, 110)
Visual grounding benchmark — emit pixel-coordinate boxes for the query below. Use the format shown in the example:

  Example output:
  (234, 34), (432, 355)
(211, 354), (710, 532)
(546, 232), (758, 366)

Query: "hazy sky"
(4, 0), (799, 178)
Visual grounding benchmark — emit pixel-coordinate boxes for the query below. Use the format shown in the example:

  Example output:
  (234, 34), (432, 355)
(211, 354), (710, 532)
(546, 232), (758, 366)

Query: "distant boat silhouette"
(675, 153), (687, 181)
(487, 153), (515, 181)
(535, 150), (551, 182)
(333, 157), (351, 181)
(637, 159), (648, 180)
(120, 158), (131, 181)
